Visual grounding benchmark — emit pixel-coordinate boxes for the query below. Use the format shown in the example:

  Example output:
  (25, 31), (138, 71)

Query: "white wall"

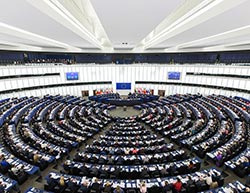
(0, 64), (249, 99)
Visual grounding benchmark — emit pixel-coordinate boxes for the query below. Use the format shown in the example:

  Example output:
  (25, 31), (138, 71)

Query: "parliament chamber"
(0, 90), (248, 193)
(0, 0), (250, 192)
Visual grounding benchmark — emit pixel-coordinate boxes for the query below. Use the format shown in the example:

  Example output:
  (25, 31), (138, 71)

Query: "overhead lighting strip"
(43, 0), (104, 49)
(142, 0), (225, 49)
(0, 22), (81, 51)
(177, 25), (250, 49)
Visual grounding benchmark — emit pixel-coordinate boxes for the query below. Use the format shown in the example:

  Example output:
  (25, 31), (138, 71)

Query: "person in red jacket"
(173, 178), (182, 193)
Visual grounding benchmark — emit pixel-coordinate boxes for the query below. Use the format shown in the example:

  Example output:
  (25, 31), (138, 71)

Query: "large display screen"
(66, 72), (79, 80)
(168, 72), (181, 80)
(116, 83), (131, 90)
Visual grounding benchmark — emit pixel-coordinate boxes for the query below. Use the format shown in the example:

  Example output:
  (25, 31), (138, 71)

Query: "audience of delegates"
(202, 181), (248, 193)
(94, 89), (115, 95)
(90, 93), (121, 103)
(225, 148), (250, 177)
(0, 95), (113, 191)
(27, 58), (74, 64)
(134, 88), (152, 95)
(0, 93), (249, 193)
(45, 168), (224, 193)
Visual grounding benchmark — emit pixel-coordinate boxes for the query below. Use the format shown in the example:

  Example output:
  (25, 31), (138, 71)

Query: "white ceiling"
(0, 0), (249, 53)
(90, 0), (183, 49)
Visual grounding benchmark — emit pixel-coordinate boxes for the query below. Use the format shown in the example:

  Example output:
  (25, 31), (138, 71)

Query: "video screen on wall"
(66, 72), (79, 80)
(168, 72), (181, 80)
(116, 83), (131, 90)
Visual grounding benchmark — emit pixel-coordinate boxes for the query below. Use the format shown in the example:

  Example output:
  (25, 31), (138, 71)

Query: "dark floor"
(18, 106), (247, 192)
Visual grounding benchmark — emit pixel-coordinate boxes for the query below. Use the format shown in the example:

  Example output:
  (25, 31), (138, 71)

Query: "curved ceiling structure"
(0, 0), (249, 53)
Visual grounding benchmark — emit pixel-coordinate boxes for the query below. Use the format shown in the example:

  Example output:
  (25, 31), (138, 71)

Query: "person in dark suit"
(160, 165), (168, 177)
(79, 180), (89, 193)
(162, 181), (172, 193)
(0, 181), (6, 193)
(0, 158), (11, 173)
(80, 163), (89, 176)
(140, 167), (149, 178)
(116, 156), (124, 165)
(186, 175), (196, 192)
(112, 166), (121, 178)
(113, 186), (124, 193)
(186, 175), (194, 187)
(103, 181), (112, 193)
(90, 166), (99, 177)
(98, 156), (106, 164)
(99, 167), (109, 178)
(91, 178), (101, 193)
(168, 163), (177, 176)
(67, 177), (78, 192)
(47, 174), (58, 187)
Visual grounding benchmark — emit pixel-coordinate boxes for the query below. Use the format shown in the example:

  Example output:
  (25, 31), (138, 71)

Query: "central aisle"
(108, 106), (141, 118)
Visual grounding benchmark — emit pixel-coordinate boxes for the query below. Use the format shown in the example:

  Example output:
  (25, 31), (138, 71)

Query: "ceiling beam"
(0, 22), (81, 51)
(177, 25), (250, 49)
(134, 0), (248, 51)
(26, 0), (113, 50)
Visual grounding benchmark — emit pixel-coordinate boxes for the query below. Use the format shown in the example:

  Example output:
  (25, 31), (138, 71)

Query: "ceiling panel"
(0, 33), (49, 47)
(91, 0), (184, 47)
(0, 0), (248, 53)
(0, 0), (95, 48)
(154, 0), (250, 49)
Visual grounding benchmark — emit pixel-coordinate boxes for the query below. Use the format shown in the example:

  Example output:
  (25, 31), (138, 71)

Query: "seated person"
(67, 177), (78, 192)
(139, 181), (147, 193)
(206, 173), (218, 189)
(160, 165), (167, 177)
(10, 164), (23, 176)
(186, 175), (194, 186)
(79, 180), (89, 193)
(0, 158), (11, 172)
(91, 178), (101, 193)
(173, 178), (182, 193)
(235, 160), (245, 171)
(162, 181), (172, 193)
(215, 151), (223, 167)
(33, 153), (40, 164)
(188, 161), (194, 170)
(242, 157), (250, 168)
(46, 174), (58, 188)
(113, 185), (124, 193)
(168, 163), (177, 176)
(59, 176), (66, 189)
(140, 167), (149, 178)
(89, 166), (99, 177)
(0, 181), (6, 193)
(103, 181), (112, 193)
(245, 187), (250, 192)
